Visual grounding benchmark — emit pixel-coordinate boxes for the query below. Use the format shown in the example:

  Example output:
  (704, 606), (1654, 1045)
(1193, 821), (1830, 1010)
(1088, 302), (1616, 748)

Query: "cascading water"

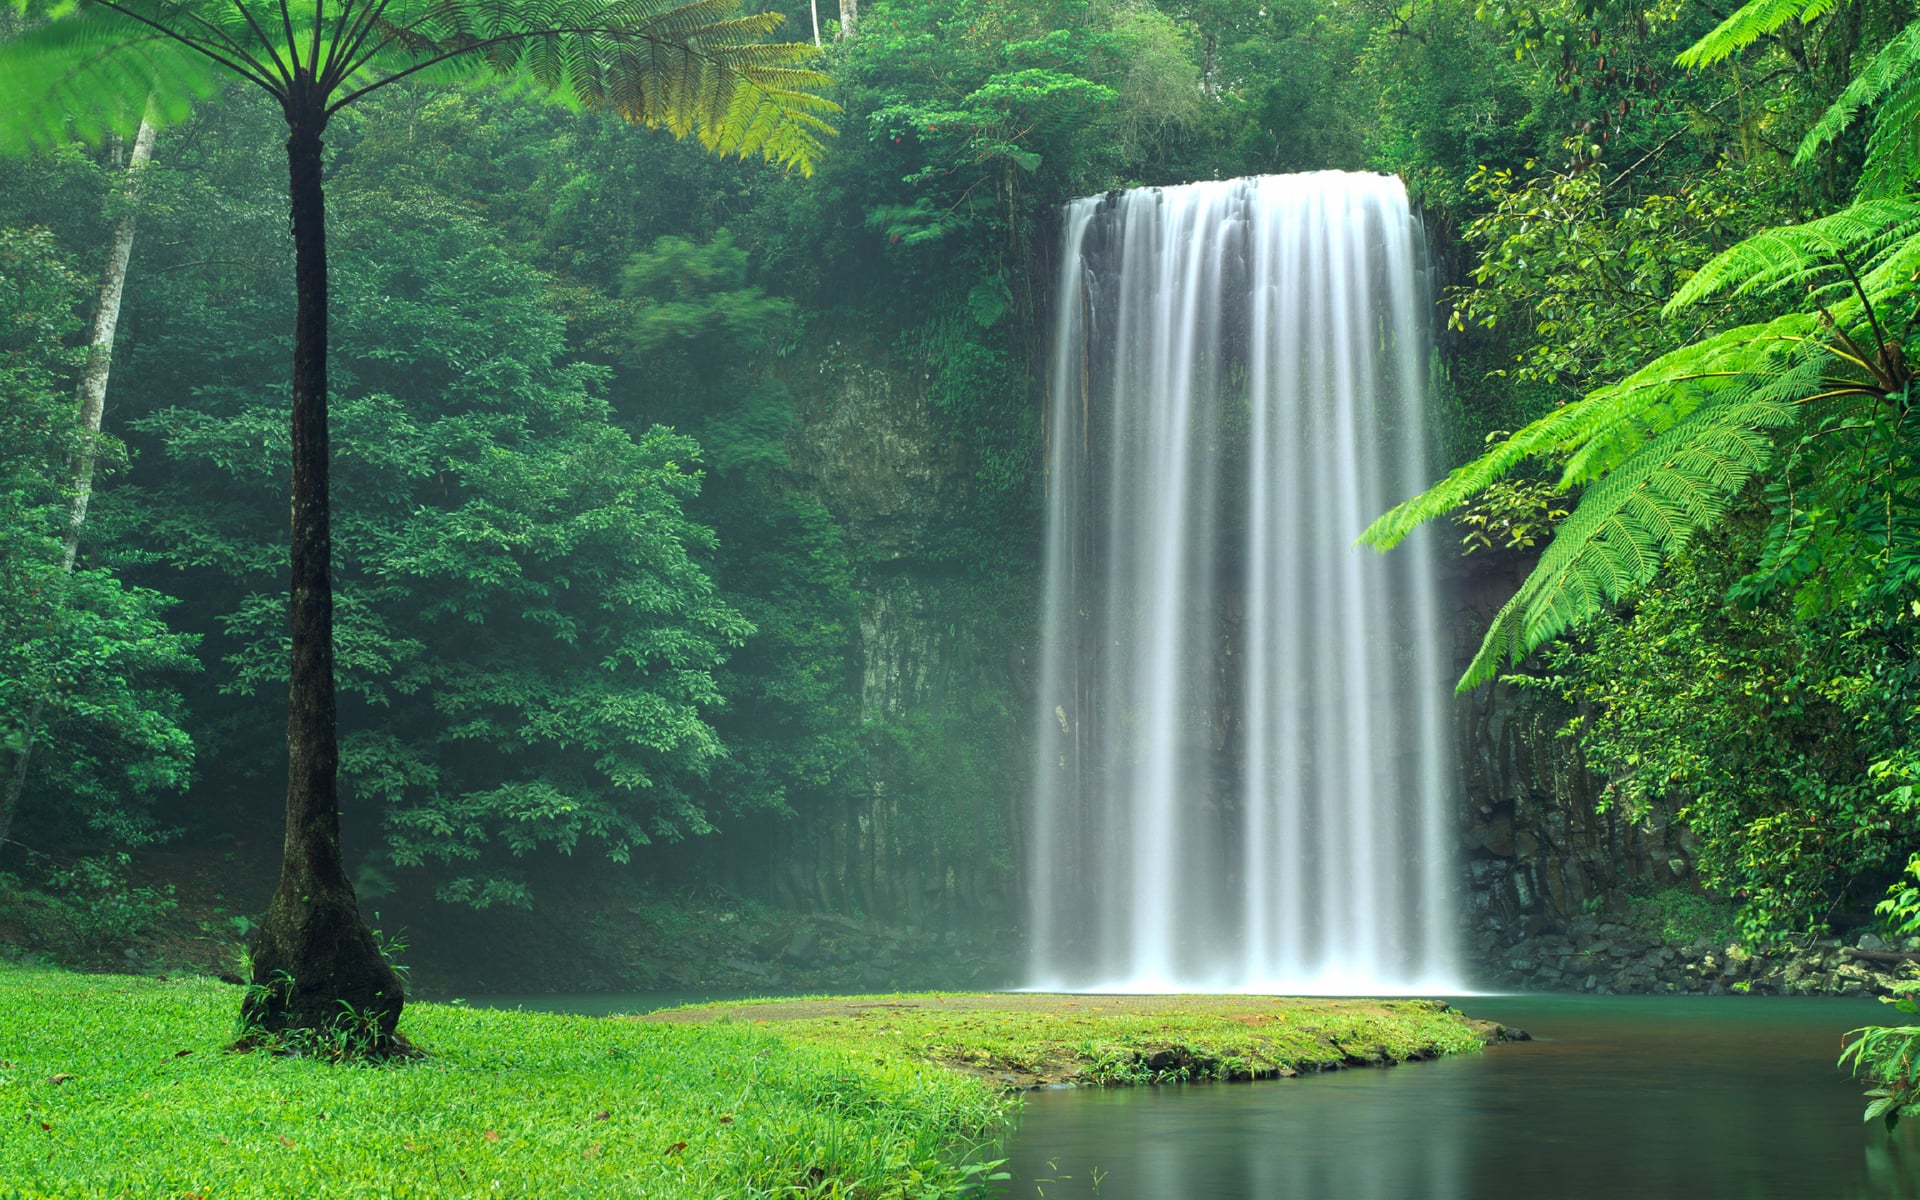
(1027, 171), (1457, 994)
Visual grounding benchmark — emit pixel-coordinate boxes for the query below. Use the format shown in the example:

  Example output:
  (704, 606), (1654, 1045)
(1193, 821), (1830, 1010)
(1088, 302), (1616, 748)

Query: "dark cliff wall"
(689, 342), (1031, 934)
(1446, 553), (1700, 978)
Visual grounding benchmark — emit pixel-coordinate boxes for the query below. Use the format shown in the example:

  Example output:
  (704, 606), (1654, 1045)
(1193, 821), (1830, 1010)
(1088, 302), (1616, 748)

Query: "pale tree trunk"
(837, 0), (855, 40)
(810, 0), (820, 46)
(0, 117), (157, 855)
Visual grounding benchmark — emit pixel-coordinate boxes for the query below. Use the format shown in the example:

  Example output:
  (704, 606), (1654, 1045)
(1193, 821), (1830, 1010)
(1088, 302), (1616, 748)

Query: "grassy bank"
(0, 964), (1010, 1199)
(646, 993), (1497, 1087)
(0, 967), (1496, 1197)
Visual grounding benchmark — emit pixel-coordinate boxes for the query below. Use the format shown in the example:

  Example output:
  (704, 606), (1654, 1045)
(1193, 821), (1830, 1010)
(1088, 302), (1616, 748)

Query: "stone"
(784, 928), (821, 967)
(1484, 816), (1515, 857)
(1858, 932), (1888, 953)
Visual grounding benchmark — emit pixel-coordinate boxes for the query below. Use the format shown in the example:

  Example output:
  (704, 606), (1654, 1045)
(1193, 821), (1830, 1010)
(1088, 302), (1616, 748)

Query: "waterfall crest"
(1027, 172), (1458, 994)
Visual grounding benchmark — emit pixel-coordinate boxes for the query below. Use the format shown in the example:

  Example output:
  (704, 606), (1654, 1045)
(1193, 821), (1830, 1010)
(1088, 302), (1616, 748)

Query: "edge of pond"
(636, 992), (1525, 1089)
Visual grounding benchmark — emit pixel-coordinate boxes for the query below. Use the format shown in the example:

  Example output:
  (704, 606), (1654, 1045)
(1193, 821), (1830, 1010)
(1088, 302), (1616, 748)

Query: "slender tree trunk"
(0, 117), (157, 855)
(837, 0), (855, 40)
(809, 0), (820, 46)
(242, 92), (403, 1052)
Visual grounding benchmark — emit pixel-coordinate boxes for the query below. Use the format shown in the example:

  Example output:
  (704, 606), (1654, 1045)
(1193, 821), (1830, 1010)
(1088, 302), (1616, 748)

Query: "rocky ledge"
(1477, 919), (1920, 996)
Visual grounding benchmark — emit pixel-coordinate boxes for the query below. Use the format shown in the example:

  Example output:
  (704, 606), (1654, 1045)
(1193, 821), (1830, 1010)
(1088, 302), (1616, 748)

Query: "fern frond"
(1457, 350), (1832, 691)
(354, 0), (835, 171)
(1677, 0), (1824, 67)
(1360, 315), (1817, 552)
(1799, 20), (1920, 159)
(0, 4), (233, 153)
(1664, 200), (1920, 315)
(1854, 75), (1920, 200)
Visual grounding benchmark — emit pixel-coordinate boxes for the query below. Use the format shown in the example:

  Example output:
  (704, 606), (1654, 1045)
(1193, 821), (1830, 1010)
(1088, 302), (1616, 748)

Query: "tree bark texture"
(0, 118), (158, 855)
(243, 99), (403, 1051)
(837, 0), (856, 39)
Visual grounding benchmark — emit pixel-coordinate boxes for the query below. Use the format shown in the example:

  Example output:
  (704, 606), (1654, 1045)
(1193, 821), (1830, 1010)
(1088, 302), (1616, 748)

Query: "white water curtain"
(1027, 172), (1457, 994)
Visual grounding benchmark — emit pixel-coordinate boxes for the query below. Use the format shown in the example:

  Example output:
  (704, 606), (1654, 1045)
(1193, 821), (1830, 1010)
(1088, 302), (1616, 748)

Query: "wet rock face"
(1448, 554), (1701, 986)
(680, 340), (1028, 935)
(786, 346), (970, 557)
(1443, 556), (1918, 997)
(1474, 924), (1920, 998)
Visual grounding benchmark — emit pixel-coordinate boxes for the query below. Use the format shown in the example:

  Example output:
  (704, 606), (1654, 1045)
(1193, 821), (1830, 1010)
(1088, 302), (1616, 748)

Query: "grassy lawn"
(0, 964), (1010, 1199)
(645, 993), (1495, 1087)
(0, 966), (1493, 1197)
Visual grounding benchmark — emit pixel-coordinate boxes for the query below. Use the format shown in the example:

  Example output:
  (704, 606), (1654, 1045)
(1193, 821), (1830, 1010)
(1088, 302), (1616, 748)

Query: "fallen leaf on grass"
(483, 1130), (499, 1143)
(47, 1074), (71, 1086)
(717, 1116), (734, 1125)
(277, 1135), (296, 1149)
(593, 1111), (610, 1122)
(665, 1142), (688, 1156)
(583, 1142), (603, 1160)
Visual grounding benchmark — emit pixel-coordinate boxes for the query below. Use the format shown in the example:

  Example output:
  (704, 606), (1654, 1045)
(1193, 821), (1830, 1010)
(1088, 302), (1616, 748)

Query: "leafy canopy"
(0, 0), (835, 170)
(1365, 0), (1920, 691)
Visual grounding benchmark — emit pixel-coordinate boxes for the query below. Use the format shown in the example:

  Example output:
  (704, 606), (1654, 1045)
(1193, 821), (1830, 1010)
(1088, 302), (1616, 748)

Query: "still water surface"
(1003, 996), (1920, 1200)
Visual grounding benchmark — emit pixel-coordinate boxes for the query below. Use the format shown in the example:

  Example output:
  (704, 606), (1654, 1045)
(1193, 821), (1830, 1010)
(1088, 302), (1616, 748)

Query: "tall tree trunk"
(0, 117), (157, 855)
(837, 0), (855, 40)
(809, 0), (820, 46)
(242, 94), (403, 1052)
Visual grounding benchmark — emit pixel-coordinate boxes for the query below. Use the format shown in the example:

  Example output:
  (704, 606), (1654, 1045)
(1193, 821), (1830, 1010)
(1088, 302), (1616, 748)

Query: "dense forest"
(0, 0), (1916, 1012)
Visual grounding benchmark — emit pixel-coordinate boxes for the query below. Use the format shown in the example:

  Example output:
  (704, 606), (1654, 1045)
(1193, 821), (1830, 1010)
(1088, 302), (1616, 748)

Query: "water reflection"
(1003, 997), (1920, 1199)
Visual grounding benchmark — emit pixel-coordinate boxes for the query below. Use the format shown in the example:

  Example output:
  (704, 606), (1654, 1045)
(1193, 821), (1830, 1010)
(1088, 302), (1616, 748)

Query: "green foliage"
(0, 0), (836, 171)
(1452, 161), (1766, 393)
(620, 229), (795, 358)
(0, 225), (196, 847)
(108, 157), (753, 904)
(10, 851), (178, 952)
(1845, 855), (1920, 1133)
(1370, 0), (1920, 690)
(1796, 20), (1920, 199)
(1677, 0), (1837, 68)
(1454, 458), (1569, 554)
(1530, 539), (1919, 938)
(1620, 886), (1739, 947)
(1841, 980), (1920, 1132)
(1880, 854), (1920, 940)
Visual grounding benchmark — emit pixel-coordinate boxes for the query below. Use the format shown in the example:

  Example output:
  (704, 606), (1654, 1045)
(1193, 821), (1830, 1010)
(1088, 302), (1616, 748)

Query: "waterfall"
(1027, 172), (1457, 994)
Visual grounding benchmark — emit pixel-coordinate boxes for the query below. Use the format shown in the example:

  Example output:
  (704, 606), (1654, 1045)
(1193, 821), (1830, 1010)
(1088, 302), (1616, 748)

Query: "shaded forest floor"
(0, 827), (1020, 998)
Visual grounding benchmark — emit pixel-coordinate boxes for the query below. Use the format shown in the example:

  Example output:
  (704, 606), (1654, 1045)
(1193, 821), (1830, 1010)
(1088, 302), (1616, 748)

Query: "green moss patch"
(0, 964), (1010, 1199)
(643, 993), (1496, 1087)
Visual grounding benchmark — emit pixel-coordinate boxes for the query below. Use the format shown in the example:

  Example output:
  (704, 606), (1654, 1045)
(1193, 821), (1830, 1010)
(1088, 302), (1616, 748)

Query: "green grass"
(0, 964), (1012, 1199)
(649, 994), (1492, 1086)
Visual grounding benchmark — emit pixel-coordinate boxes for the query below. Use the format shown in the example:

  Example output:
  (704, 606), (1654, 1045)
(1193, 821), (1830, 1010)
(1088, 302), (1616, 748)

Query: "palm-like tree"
(0, 0), (833, 1053)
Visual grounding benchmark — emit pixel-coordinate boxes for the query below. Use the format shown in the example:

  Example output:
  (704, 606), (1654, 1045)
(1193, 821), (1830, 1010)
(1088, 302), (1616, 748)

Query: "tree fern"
(1665, 200), (1920, 314)
(0, 0), (836, 170)
(1369, 0), (1920, 695)
(1458, 349), (1832, 690)
(1676, 0), (1830, 68)
(1789, 18), (1920, 182)
(1360, 315), (1818, 552)
(0, 0), (835, 1051)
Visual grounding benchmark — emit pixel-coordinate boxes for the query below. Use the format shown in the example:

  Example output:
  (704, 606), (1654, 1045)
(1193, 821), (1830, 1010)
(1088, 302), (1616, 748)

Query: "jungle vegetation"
(0, 0), (1916, 1074)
